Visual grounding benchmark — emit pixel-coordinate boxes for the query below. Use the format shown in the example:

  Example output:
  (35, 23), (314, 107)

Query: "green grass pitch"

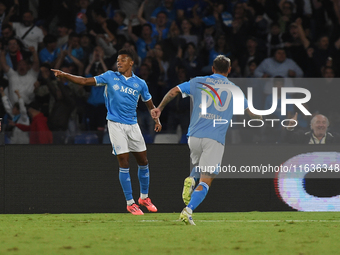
(1, 212), (340, 255)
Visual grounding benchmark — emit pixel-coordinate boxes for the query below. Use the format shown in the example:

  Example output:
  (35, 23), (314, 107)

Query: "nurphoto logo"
(199, 81), (312, 128)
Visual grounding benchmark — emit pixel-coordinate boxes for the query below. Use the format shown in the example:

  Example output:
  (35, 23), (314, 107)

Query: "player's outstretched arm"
(51, 69), (96, 86)
(151, 87), (181, 119)
(245, 108), (263, 120)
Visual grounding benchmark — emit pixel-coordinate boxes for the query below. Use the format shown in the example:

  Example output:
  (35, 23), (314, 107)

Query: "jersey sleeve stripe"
(94, 76), (106, 86)
(177, 85), (188, 98)
(142, 96), (152, 102)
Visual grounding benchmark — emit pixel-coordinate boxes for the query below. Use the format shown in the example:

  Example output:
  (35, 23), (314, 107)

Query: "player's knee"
(117, 156), (129, 168)
(139, 158), (148, 166)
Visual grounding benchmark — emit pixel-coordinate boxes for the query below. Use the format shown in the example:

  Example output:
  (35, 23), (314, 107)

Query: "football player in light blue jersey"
(152, 55), (262, 225)
(52, 49), (162, 215)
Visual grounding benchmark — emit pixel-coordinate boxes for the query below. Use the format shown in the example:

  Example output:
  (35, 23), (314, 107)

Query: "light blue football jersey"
(94, 71), (152, 125)
(177, 73), (248, 145)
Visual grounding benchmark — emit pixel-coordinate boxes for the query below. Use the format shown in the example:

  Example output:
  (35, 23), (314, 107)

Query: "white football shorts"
(108, 120), (146, 155)
(188, 136), (225, 175)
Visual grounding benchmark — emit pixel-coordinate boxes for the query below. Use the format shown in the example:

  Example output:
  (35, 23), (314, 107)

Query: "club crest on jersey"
(133, 83), (139, 88)
(113, 84), (120, 90)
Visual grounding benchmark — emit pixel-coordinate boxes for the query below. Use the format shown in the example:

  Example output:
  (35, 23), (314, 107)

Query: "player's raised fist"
(151, 108), (161, 118)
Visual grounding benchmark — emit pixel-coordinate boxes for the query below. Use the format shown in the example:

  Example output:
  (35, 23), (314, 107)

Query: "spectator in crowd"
(4, 10), (44, 51)
(180, 42), (203, 78)
(55, 32), (84, 65)
(150, 0), (176, 24)
(266, 22), (285, 57)
(239, 36), (265, 77)
(39, 34), (58, 65)
(138, 1), (169, 41)
(169, 43), (202, 81)
(56, 23), (71, 48)
(0, 87), (29, 144)
(0, 24), (17, 50)
(3, 37), (29, 71)
(202, 1), (232, 34)
(179, 19), (198, 46)
(277, 0), (298, 33)
(162, 21), (186, 63)
(89, 8), (117, 58)
(79, 34), (94, 65)
(113, 10), (128, 39)
(46, 63), (87, 137)
(247, 59), (258, 78)
(176, 0), (208, 26)
(255, 48), (303, 95)
(75, 0), (91, 35)
(230, 3), (253, 55)
(11, 101), (53, 144)
(128, 22), (156, 61)
(202, 34), (231, 74)
(142, 55), (161, 90)
(146, 42), (169, 87)
(90, 0), (119, 19)
(283, 19), (310, 74)
(33, 63), (55, 116)
(255, 48), (303, 78)
(46, 72), (77, 144)
(286, 113), (340, 144)
(308, 35), (334, 77)
(0, 46), (39, 105)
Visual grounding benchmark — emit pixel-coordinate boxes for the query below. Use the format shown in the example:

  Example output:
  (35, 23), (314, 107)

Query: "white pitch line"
(137, 219), (340, 223)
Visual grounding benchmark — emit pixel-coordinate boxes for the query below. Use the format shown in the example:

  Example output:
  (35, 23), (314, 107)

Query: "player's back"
(188, 73), (247, 145)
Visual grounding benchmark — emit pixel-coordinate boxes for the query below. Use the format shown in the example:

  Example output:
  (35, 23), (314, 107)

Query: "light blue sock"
(138, 164), (149, 196)
(190, 166), (200, 184)
(119, 168), (133, 201)
(187, 182), (209, 211)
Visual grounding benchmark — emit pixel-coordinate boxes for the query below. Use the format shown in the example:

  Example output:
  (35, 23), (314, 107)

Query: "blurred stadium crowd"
(0, 0), (339, 145)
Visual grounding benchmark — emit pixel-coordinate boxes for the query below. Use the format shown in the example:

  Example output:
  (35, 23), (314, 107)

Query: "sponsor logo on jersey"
(113, 84), (120, 90)
(198, 82), (222, 107)
(120, 85), (138, 96)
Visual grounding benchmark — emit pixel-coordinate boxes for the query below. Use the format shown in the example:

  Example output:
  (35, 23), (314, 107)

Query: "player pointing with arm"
(152, 55), (261, 225)
(52, 49), (161, 215)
